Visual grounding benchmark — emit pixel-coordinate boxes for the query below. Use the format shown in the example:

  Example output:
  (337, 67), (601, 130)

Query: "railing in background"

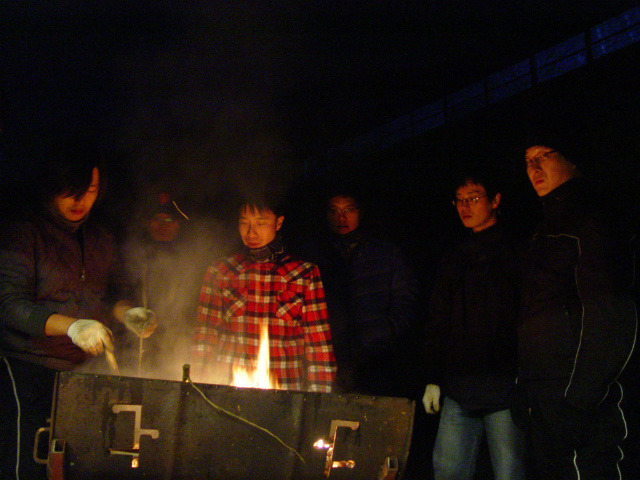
(323, 5), (640, 169)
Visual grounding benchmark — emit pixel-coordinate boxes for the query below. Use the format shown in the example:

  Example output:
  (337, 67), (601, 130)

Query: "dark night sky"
(2, 1), (638, 158)
(1, 1), (639, 228)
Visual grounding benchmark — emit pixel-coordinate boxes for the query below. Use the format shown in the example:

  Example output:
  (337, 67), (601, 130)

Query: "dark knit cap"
(149, 192), (189, 221)
(523, 126), (584, 169)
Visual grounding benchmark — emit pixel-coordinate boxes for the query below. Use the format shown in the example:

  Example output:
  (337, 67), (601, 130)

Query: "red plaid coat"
(192, 253), (336, 392)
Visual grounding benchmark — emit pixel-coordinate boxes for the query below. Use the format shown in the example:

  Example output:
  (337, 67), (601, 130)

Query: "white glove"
(423, 384), (441, 414)
(67, 319), (114, 356)
(124, 307), (157, 338)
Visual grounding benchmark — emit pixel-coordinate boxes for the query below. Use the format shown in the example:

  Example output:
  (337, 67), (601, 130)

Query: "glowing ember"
(231, 323), (279, 389)
(313, 439), (330, 450)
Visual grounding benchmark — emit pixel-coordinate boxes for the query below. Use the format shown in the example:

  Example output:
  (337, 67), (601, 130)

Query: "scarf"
(332, 228), (364, 261)
(244, 234), (286, 263)
(44, 202), (88, 233)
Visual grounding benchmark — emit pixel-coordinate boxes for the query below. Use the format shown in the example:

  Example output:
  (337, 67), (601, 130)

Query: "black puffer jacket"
(0, 209), (126, 367)
(519, 178), (637, 410)
(426, 223), (522, 411)
(304, 231), (419, 395)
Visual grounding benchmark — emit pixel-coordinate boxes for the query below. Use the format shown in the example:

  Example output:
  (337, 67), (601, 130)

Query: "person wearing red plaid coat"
(192, 198), (336, 392)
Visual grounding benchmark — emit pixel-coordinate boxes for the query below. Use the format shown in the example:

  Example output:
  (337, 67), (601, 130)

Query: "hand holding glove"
(423, 384), (441, 414)
(124, 307), (158, 338)
(67, 319), (114, 356)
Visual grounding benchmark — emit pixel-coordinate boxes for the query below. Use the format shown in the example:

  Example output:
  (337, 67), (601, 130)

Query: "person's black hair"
(237, 191), (285, 218)
(453, 168), (500, 201)
(318, 181), (369, 231)
(323, 184), (363, 209)
(38, 140), (106, 204)
(522, 126), (584, 170)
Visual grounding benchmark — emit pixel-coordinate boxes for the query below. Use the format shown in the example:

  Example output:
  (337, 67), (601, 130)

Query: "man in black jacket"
(423, 171), (525, 480)
(303, 187), (418, 396)
(518, 137), (637, 479)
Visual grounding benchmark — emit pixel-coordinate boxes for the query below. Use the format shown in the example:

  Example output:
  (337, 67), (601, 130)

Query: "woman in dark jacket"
(0, 145), (136, 478)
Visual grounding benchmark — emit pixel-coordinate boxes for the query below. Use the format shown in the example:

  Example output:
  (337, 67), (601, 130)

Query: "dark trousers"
(0, 357), (55, 480)
(525, 379), (627, 480)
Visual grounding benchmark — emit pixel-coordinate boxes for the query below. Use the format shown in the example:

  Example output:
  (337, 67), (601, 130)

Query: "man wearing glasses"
(302, 186), (418, 396)
(423, 170), (526, 480)
(516, 135), (637, 479)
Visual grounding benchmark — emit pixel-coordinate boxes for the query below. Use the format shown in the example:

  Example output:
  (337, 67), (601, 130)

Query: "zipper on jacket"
(78, 226), (86, 282)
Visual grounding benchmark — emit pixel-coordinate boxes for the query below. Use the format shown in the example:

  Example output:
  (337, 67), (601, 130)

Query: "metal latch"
(33, 423), (51, 466)
(109, 404), (159, 468)
(48, 439), (66, 480)
(34, 419), (66, 480)
(313, 419), (360, 477)
(379, 456), (399, 480)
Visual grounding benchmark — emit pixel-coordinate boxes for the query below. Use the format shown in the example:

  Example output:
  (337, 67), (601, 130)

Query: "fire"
(231, 323), (279, 389)
(313, 439), (330, 450)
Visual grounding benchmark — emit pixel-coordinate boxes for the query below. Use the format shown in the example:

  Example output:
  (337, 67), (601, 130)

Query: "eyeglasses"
(525, 150), (557, 169)
(328, 206), (359, 216)
(452, 195), (487, 207)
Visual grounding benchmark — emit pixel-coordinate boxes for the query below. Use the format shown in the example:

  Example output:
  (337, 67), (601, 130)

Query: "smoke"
(90, 6), (307, 383)
(3, 5), (304, 382)
(109, 4), (305, 221)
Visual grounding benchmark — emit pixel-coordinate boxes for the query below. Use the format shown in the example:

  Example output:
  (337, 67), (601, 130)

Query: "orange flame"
(231, 323), (279, 389)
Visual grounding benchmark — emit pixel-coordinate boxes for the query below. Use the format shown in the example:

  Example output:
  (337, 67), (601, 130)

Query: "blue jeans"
(432, 396), (526, 480)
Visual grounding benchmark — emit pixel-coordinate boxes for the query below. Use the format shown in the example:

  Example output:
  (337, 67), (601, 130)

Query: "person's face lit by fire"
(525, 145), (578, 197)
(454, 182), (500, 233)
(327, 196), (360, 235)
(148, 213), (181, 242)
(53, 167), (100, 222)
(239, 205), (284, 249)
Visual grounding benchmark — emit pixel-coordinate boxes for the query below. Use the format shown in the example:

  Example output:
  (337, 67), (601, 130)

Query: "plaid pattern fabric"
(193, 253), (336, 392)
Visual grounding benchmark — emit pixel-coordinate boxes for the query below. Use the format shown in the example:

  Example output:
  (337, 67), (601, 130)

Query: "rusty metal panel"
(49, 372), (414, 480)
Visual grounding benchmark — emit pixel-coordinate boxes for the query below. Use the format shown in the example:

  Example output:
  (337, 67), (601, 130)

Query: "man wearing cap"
(516, 135), (637, 479)
(123, 192), (212, 379)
